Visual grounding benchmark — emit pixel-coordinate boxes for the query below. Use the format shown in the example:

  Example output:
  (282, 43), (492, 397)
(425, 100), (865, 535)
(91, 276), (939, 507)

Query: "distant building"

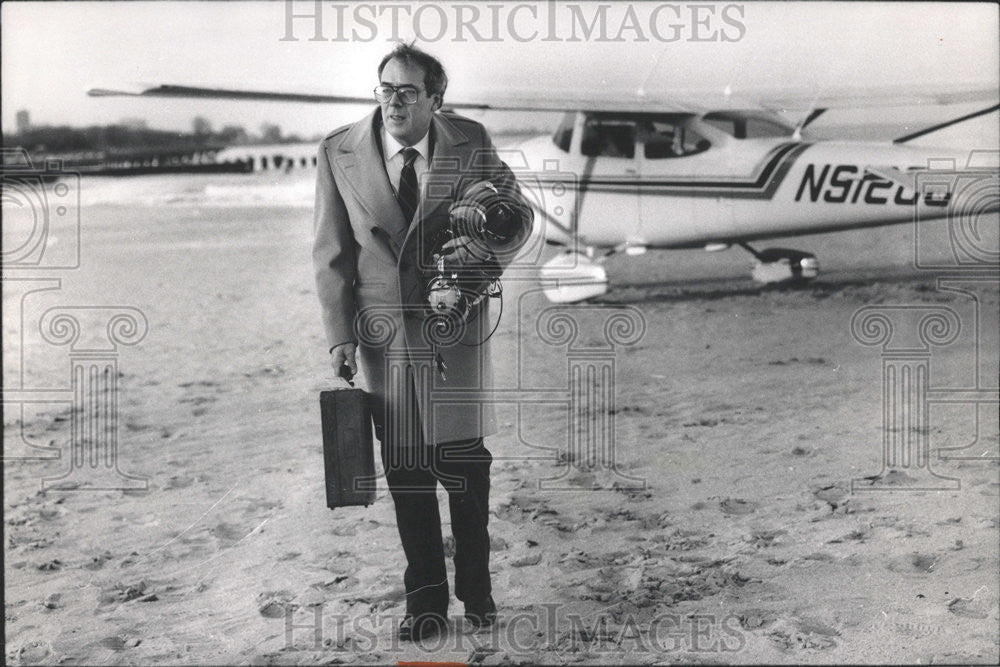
(16, 110), (30, 133)
(192, 116), (212, 136)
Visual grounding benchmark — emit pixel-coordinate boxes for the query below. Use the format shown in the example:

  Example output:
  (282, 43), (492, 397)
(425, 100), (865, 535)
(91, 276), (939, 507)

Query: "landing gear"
(739, 243), (819, 284)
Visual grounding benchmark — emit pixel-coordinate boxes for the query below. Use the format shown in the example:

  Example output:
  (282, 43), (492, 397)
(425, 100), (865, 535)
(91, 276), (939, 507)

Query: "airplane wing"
(87, 82), (999, 114)
(87, 85), (376, 106)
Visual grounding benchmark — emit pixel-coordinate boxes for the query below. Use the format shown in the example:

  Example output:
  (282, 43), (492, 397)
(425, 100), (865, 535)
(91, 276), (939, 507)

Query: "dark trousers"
(380, 436), (493, 616)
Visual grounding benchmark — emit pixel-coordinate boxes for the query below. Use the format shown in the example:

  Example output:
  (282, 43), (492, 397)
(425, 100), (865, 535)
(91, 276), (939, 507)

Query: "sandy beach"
(3, 169), (998, 665)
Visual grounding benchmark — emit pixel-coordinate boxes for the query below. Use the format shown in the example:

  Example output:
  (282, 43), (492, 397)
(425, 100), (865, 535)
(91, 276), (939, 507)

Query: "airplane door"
(638, 118), (726, 247)
(575, 115), (641, 247)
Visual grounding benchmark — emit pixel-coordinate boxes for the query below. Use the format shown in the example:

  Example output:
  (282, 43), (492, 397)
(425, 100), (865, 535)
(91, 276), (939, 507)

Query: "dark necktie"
(396, 147), (419, 224)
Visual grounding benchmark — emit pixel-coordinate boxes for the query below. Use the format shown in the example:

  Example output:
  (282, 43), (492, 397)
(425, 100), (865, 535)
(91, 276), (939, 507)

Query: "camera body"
(424, 181), (528, 324)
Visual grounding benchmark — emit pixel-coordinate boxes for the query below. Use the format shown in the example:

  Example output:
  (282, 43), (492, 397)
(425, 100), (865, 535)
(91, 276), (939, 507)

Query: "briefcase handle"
(337, 364), (356, 388)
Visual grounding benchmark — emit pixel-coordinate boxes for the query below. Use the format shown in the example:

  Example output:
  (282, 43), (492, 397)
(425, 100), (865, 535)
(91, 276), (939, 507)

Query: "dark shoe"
(398, 612), (445, 641)
(464, 596), (497, 628)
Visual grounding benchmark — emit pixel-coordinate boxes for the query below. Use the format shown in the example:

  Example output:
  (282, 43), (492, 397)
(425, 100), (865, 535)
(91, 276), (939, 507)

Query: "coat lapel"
(336, 109), (409, 256)
(401, 113), (472, 254)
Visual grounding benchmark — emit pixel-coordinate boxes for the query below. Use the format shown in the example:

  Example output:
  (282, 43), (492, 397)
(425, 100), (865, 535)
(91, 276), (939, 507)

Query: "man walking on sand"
(312, 43), (532, 641)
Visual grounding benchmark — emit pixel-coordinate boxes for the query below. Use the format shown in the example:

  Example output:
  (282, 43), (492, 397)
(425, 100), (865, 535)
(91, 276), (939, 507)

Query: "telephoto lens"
(481, 198), (519, 242)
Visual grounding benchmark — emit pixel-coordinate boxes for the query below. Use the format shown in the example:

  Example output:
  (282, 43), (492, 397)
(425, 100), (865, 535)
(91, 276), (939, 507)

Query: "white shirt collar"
(381, 125), (431, 163)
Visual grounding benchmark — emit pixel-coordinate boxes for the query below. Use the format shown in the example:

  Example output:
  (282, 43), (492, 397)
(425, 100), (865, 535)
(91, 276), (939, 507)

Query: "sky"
(2, 1), (998, 137)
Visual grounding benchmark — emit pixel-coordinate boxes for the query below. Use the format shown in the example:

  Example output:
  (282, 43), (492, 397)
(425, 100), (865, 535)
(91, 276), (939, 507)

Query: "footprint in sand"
(256, 590), (296, 618)
(738, 608), (778, 630)
(330, 523), (358, 536)
(322, 551), (357, 573)
(98, 581), (158, 605)
(313, 575), (360, 592)
(720, 498), (757, 515)
(178, 380), (218, 388)
(35, 558), (63, 571)
(612, 482), (653, 501)
(644, 527), (710, 552)
(83, 551), (114, 570)
(766, 619), (838, 651)
(210, 521), (252, 546)
(9, 640), (54, 662)
(811, 483), (849, 510)
(885, 552), (942, 575)
(854, 469), (919, 487)
(509, 551), (543, 568)
(747, 529), (787, 548)
(948, 595), (991, 619)
(494, 493), (558, 526)
(164, 475), (196, 490)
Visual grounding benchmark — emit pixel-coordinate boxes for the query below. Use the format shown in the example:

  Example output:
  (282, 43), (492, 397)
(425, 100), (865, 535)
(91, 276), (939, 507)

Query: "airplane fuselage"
(512, 111), (996, 252)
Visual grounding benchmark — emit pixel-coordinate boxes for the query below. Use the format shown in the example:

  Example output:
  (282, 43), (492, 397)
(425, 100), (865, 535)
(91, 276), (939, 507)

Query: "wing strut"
(894, 103), (1000, 144)
(738, 242), (762, 260)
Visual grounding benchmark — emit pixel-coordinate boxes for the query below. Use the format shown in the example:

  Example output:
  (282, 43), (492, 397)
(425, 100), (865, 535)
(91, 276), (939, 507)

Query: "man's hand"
(330, 342), (357, 380)
(436, 235), (491, 266)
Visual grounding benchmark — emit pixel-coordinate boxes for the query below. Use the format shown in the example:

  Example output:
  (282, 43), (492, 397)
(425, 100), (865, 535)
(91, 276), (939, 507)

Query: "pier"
(28, 143), (319, 177)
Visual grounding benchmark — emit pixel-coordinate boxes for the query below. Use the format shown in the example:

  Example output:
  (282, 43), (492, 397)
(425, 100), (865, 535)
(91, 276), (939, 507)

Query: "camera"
(424, 181), (530, 325)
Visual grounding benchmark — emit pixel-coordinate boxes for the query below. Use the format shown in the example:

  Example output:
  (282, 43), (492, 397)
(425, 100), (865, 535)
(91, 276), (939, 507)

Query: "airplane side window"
(581, 120), (636, 159)
(644, 121), (710, 159)
(680, 126), (711, 155)
(644, 121), (675, 159)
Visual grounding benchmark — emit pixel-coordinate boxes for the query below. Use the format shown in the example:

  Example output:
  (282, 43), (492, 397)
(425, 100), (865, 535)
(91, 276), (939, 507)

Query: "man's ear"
(432, 95), (442, 111)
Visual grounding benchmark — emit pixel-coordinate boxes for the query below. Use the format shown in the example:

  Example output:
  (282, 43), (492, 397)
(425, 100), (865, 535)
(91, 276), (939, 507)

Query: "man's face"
(379, 58), (438, 147)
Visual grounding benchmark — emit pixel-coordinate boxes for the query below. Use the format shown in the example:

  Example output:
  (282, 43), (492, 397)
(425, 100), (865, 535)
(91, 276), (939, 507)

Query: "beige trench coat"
(313, 108), (532, 445)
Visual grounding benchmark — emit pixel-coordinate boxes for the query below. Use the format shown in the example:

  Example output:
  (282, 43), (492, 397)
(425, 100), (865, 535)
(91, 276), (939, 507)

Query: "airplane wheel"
(751, 248), (819, 284)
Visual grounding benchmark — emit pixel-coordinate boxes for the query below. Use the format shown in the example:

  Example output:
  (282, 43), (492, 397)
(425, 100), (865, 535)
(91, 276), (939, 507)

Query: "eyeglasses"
(374, 84), (423, 104)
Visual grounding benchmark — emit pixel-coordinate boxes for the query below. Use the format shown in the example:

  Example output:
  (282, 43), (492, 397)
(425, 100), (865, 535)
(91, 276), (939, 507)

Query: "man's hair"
(377, 43), (448, 102)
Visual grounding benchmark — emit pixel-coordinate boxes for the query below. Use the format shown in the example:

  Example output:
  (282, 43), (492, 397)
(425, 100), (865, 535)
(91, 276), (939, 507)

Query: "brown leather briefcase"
(320, 387), (376, 509)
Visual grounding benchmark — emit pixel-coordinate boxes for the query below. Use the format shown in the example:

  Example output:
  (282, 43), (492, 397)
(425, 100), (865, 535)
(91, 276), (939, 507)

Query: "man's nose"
(388, 90), (405, 106)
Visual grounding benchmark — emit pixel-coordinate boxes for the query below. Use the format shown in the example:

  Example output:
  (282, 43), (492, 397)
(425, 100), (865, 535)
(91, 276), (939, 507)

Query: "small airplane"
(88, 82), (1000, 302)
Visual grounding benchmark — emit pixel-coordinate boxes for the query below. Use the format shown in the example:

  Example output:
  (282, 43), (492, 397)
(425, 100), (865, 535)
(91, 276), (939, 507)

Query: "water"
(77, 169), (318, 209)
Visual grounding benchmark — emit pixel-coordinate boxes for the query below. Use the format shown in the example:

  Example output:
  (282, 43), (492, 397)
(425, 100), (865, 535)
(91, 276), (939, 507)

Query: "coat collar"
(340, 106), (470, 161)
(338, 108), (473, 260)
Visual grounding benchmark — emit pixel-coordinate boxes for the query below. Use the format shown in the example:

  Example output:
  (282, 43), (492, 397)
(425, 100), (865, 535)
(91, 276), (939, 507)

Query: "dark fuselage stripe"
(535, 142), (812, 200)
(529, 142), (814, 243)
